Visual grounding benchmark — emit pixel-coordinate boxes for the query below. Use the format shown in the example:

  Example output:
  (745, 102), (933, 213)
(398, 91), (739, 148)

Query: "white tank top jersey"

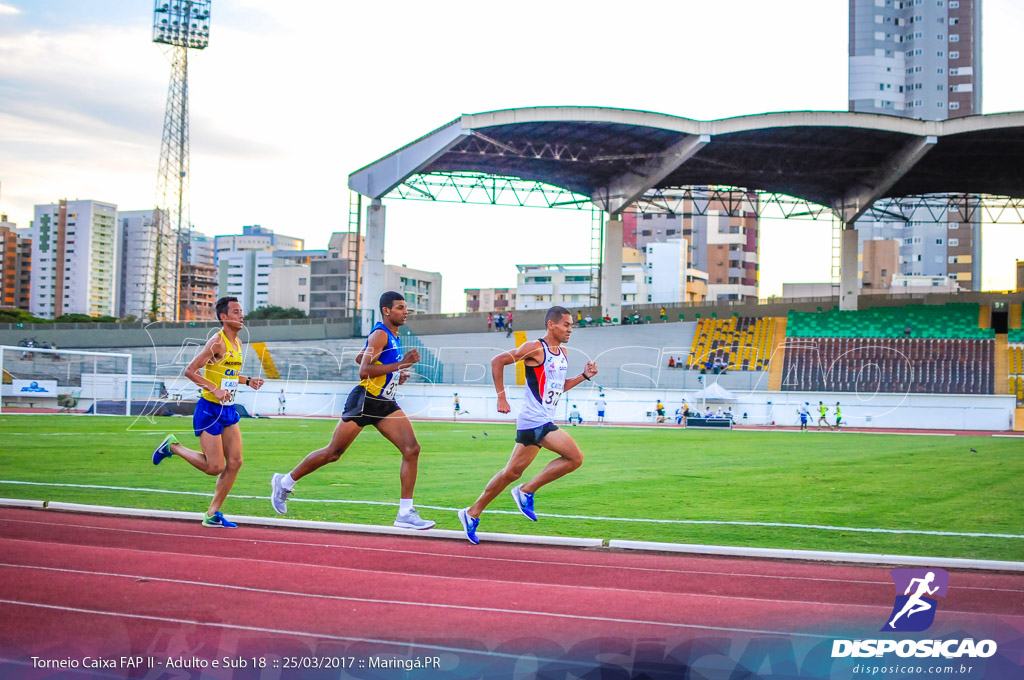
(517, 339), (569, 429)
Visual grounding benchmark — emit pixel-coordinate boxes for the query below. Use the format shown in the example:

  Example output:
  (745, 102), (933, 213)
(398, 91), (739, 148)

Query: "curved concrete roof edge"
(459, 105), (1024, 136)
(348, 107), (1024, 199)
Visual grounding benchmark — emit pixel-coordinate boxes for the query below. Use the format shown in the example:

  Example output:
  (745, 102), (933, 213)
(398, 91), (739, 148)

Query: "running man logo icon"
(881, 568), (949, 632)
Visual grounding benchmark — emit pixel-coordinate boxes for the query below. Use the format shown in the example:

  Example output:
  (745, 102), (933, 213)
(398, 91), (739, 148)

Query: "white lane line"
(0, 599), (567, 662)
(0, 555), (901, 615)
(3, 480), (1019, 538)
(3, 517), (1022, 594)
(0, 567), (837, 640)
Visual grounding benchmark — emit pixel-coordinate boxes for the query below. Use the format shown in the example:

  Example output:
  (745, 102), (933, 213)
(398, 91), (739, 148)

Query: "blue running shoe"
(457, 508), (480, 545)
(152, 434), (178, 465)
(202, 511), (238, 528)
(511, 485), (537, 521)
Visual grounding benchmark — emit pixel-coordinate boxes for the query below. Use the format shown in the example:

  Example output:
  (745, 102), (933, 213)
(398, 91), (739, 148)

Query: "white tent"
(690, 382), (737, 402)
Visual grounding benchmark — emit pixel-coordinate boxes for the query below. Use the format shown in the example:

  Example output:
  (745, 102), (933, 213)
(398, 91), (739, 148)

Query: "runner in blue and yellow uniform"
(269, 292), (435, 530)
(151, 296), (264, 528)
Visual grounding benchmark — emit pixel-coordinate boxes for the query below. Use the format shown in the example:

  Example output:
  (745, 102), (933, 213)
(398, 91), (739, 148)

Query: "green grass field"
(1, 414), (1022, 562)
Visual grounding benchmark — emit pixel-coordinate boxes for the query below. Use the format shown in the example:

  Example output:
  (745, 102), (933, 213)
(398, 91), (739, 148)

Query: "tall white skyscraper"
(30, 200), (119, 319)
(116, 209), (176, 320)
(849, 0), (983, 290)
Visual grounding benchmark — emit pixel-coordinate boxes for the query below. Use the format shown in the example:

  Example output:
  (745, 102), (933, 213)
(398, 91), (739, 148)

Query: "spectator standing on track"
(798, 402), (811, 431)
(506, 312), (515, 337)
(487, 313), (493, 332)
(278, 389), (286, 415)
(496, 313), (505, 333)
(595, 394), (607, 426)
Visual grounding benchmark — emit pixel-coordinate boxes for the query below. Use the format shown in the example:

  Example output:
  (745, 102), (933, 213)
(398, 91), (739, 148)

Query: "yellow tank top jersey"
(201, 331), (243, 404)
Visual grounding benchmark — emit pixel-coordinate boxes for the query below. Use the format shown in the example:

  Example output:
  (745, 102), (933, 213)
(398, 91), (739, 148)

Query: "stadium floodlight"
(152, 0), (212, 49)
(152, 0), (212, 322)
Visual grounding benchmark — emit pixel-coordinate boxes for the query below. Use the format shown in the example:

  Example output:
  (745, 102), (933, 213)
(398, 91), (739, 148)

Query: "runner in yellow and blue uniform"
(269, 292), (435, 530)
(151, 296), (264, 528)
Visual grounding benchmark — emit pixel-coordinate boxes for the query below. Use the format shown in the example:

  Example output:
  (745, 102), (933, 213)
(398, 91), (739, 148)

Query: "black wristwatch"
(245, 377), (251, 386)
(581, 373), (591, 381)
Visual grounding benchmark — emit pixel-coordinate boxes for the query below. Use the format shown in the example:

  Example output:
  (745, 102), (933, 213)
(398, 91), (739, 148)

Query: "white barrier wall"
(151, 376), (1016, 432)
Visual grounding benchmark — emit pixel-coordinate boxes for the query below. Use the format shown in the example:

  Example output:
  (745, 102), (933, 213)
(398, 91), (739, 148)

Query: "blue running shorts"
(193, 398), (241, 437)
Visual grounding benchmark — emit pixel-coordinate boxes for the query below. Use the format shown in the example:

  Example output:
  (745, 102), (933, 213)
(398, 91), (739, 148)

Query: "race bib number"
(220, 378), (238, 404)
(543, 381), (565, 407)
(381, 376), (399, 400)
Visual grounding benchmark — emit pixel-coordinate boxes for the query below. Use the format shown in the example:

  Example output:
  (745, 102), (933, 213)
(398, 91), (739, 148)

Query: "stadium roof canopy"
(349, 107), (1024, 222)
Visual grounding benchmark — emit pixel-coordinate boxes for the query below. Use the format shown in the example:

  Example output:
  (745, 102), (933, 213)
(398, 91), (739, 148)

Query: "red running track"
(1, 507), (1022, 677)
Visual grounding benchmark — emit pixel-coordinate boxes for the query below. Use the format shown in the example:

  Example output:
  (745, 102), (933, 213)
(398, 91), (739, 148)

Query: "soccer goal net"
(0, 345), (134, 416)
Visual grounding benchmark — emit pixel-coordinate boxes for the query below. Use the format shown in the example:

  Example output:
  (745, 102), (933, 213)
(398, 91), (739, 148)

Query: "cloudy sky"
(1, 0), (1022, 312)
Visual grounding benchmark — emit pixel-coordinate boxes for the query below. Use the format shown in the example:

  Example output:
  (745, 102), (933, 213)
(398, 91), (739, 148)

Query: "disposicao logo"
(882, 568), (949, 632)
(831, 568), (998, 659)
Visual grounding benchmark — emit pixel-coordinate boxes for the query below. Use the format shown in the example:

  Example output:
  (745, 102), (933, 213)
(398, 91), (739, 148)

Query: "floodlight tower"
(152, 0), (211, 321)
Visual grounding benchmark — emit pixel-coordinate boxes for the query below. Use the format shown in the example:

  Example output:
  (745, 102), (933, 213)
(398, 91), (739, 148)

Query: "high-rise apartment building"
(0, 216), (31, 311)
(849, 0), (982, 289)
(29, 200), (119, 319)
(116, 209), (176, 320)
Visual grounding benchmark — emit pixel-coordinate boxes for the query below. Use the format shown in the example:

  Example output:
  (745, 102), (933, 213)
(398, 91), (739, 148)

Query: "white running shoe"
(394, 508), (435, 530)
(270, 473), (292, 515)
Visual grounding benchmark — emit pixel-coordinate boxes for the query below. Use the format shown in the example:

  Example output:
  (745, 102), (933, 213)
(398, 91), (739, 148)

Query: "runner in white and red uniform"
(457, 305), (598, 544)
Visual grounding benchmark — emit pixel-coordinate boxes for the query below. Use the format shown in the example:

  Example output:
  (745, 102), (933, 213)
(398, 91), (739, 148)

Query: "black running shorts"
(342, 385), (401, 428)
(515, 422), (559, 447)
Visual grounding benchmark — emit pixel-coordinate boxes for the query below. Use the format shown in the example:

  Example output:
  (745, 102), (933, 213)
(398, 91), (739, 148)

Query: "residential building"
(889, 274), (962, 293)
(860, 238), (900, 291)
(0, 216), (31, 311)
(213, 225), (303, 258)
(29, 200), (119, 318)
(116, 209), (176, 320)
(516, 256), (707, 311)
(849, 0), (982, 289)
(187, 232), (216, 267)
(780, 283), (836, 300)
(623, 189), (759, 302)
(306, 232), (362, 318)
(385, 264), (441, 315)
(179, 263), (218, 321)
(464, 287), (517, 314)
(217, 250), (274, 312)
(309, 257), (353, 318)
(516, 264), (593, 310)
(268, 260), (311, 314)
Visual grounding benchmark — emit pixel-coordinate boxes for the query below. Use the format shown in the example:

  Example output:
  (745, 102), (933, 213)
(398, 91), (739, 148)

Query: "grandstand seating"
(787, 303), (993, 339)
(1009, 344), (1024, 403)
(782, 337), (994, 395)
(1009, 329), (1024, 344)
(686, 317), (776, 371)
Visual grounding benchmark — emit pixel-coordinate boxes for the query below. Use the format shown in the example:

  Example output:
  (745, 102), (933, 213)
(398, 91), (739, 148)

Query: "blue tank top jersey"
(359, 322), (403, 400)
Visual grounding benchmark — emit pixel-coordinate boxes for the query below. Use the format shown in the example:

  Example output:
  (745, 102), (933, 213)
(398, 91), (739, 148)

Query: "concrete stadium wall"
(79, 376), (1017, 432)
(4, 291), (1020, 348)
